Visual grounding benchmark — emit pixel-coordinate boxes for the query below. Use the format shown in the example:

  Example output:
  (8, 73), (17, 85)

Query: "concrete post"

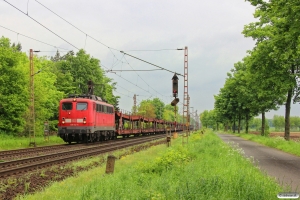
(105, 155), (117, 174)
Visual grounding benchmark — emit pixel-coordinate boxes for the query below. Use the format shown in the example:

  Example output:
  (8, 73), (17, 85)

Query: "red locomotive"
(58, 81), (184, 144)
(58, 94), (116, 144)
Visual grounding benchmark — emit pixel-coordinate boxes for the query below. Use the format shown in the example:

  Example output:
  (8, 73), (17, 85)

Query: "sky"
(1, 0), (299, 119)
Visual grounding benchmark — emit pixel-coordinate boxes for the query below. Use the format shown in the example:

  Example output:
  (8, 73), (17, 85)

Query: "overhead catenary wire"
(125, 48), (184, 52)
(0, 25), (71, 51)
(116, 82), (155, 99)
(3, 0), (79, 50)
(106, 69), (162, 72)
(120, 51), (184, 77)
(122, 56), (170, 98)
(113, 90), (131, 98)
(115, 83), (134, 95)
(33, 0), (120, 52)
(33, 0), (128, 70)
(101, 63), (153, 95)
(102, 64), (171, 106)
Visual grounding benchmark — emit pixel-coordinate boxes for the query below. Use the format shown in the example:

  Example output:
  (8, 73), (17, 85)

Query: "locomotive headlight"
(73, 98), (76, 102)
(83, 117), (86, 124)
(62, 117), (65, 124)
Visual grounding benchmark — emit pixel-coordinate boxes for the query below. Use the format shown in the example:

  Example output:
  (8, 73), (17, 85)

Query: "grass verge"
(0, 134), (64, 150)
(228, 132), (300, 157)
(18, 131), (284, 200)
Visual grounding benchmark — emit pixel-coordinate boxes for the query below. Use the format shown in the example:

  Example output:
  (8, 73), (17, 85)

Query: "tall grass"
(20, 131), (284, 200)
(0, 134), (64, 150)
(232, 133), (300, 157)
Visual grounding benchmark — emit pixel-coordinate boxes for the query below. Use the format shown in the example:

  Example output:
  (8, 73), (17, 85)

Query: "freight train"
(58, 92), (185, 144)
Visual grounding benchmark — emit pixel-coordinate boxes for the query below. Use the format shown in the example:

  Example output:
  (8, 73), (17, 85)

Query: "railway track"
(0, 134), (166, 178)
(0, 144), (72, 161)
(0, 139), (124, 161)
(0, 135), (163, 161)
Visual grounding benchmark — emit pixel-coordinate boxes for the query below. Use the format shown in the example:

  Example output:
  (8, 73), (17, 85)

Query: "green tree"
(289, 116), (300, 132)
(273, 115), (285, 132)
(137, 100), (156, 118)
(32, 57), (64, 134)
(0, 37), (28, 134)
(200, 110), (209, 128)
(243, 0), (300, 140)
(249, 118), (261, 131)
(152, 98), (165, 119)
(163, 104), (178, 122)
(243, 51), (286, 136)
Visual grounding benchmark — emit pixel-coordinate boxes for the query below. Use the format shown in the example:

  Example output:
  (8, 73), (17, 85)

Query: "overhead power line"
(107, 69), (162, 72)
(125, 48), (184, 52)
(122, 56), (170, 98)
(3, 0), (79, 50)
(34, 0), (183, 53)
(34, 0), (119, 51)
(0, 25), (70, 51)
(120, 51), (184, 77)
(101, 63), (152, 95)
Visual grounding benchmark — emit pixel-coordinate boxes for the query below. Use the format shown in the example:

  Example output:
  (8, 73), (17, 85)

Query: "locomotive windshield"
(62, 102), (72, 110)
(77, 102), (88, 110)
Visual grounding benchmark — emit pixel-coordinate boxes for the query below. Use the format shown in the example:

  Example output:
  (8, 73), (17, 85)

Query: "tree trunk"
(233, 117), (236, 133)
(238, 114), (241, 134)
(246, 114), (249, 134)
(285, 89), (292, 141)
(216, 122), (219, 131)
(261, 111), (265, 136)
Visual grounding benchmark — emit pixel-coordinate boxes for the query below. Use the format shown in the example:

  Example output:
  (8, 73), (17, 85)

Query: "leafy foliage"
(200, 110), (216, 129)
(133, 98), (183, 122)
(0, 37), (28, 134)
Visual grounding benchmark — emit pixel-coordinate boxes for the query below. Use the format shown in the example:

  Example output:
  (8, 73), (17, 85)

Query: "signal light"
(171, 98), (179, 106)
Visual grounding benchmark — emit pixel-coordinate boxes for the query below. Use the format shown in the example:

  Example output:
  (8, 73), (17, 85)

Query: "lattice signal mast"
(182, 46), (189, 145)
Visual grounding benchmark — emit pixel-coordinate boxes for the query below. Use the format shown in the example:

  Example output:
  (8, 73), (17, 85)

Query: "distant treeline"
(200, 109), (300, 133)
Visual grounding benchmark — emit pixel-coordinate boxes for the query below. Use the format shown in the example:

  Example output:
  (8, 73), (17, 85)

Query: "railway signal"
(172, 73), (179, 98)
(171, 98), (179, 106)
(171, 73), (179, 106)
